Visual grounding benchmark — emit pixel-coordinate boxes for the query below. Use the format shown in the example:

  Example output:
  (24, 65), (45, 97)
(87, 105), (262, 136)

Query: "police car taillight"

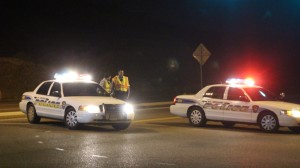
(173, 97), (177, 105)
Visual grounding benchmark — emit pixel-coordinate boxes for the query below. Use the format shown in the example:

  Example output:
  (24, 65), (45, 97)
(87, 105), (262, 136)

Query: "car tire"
(64, 108), (81, 130)
(288, 127), (300, 133)
(112, 123), (131, 130)
(27, 104), (41, 124)
(222, 121), (235, 128)
(188, 107), (206, 127)
(258, 112), (279, 133)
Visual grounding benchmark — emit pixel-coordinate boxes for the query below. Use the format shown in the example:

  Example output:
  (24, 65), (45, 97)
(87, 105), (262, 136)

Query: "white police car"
(170, 78), (300, 133)
(19, 72), (134, 130)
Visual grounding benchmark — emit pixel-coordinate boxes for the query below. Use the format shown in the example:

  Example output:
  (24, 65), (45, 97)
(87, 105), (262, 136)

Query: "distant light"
(167, 58), (179, 71)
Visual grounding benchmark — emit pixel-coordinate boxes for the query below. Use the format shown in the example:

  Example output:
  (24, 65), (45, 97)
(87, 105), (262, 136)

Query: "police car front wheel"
(188, 107), (206, 127)
(112, 123), (131, 130)
(27, 104), (41, 124)
(258, 112), (279, 133)
(64, 108), (81, 130)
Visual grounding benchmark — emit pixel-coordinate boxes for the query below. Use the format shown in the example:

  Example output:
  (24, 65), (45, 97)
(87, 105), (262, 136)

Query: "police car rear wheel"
(112, 123), (131, 130)
(258, 112), (279, 133)
(188, 107), (206, 127)
(64, 108), (80, 130)
(27, 104), (40, 124)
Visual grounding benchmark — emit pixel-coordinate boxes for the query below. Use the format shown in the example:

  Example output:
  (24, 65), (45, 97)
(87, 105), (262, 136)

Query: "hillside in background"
(0, 57), (51, 100)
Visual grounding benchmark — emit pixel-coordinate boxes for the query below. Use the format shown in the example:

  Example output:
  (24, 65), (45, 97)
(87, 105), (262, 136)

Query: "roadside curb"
(0, 111), (25, 119)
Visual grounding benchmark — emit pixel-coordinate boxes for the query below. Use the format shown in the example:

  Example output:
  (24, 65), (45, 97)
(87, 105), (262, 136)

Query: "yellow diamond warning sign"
(193, 43), (211, 65)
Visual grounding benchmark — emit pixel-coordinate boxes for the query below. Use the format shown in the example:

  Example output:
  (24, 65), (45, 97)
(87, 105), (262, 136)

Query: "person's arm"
(99, 79), (105, 88)
(127, 77), (130, 99)
(127, 87), (130, 99)
(110, 80), (115, 96)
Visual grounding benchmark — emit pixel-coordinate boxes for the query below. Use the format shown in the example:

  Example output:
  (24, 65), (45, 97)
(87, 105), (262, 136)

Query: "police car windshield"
(63, 83), (102, 97)
(243, 87), (276, 101)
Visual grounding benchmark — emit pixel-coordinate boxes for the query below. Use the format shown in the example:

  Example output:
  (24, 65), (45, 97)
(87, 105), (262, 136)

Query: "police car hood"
(64, 96), (125, 105)
(253, 101), (300, 110)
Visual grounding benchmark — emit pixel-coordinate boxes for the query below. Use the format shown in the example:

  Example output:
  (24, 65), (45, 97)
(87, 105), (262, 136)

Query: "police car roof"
(45, 79), (97, 84)
(207, 83), (262, 88)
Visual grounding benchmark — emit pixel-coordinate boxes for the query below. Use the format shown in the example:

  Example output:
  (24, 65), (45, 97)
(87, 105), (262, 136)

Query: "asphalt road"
(1, 107), (300, 168)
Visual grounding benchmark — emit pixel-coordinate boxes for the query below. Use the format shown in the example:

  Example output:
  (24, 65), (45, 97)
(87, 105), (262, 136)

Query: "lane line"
(92, 155), (108, 158)
(157, 162), (176, 166)
(55, 148), (64, 151)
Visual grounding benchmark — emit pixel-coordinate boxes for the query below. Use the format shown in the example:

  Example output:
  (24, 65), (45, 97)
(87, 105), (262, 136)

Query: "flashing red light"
(244, 78), (255, 86)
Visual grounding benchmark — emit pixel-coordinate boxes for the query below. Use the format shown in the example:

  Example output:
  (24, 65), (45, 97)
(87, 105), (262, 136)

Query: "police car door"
(223, 87), (252, 122)
(202, 86), (226, 120)
(34, 81), (53, 116)
(45, 82), (63, 119)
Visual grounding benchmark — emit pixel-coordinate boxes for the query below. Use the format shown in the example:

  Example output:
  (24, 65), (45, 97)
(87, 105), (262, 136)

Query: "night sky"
(1, 0), (300, 99)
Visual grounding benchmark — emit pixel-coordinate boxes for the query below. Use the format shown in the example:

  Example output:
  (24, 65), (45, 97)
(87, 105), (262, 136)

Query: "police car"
(170, 78), (300, 133)
(19, 72), (135, 130)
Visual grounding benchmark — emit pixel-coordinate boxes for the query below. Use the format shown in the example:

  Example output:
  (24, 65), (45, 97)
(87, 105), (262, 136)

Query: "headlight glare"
(281, 110), (300, 117)
(79, 105), (100, 113)
(123, 103), (134, 115)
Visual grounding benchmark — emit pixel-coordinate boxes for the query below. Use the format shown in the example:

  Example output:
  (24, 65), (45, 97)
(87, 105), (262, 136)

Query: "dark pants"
(114, 91), (128, 100)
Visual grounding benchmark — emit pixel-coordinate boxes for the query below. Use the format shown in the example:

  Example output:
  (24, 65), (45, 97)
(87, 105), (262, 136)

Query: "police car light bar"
(54, 71), (92, 81)
(226, 78), (255, 86)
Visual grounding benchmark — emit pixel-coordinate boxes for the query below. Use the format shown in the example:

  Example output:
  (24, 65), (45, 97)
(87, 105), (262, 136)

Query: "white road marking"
(157, 162), (176, 166)
(55, 148), (64, 151)
(35, 135), (40, 138)
(37, 141), (43, 144)
(92, 155), (108, 158)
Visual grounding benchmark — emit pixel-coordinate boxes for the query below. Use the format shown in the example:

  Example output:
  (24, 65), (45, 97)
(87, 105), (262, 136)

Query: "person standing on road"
(99, 74), (112, 96)
(111, 70), (130, 100)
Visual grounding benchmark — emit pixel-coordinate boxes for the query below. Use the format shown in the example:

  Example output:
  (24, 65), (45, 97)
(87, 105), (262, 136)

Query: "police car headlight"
(123, 103), (134, 115)
(281, 110), (300, 117)
(78, 105), (100, 113)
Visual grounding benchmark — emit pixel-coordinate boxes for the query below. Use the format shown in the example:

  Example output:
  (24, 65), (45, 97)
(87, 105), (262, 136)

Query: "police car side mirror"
(51, 91), (61, 97)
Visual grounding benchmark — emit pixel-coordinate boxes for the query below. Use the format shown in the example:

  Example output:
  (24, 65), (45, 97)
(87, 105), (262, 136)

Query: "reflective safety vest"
(103, 80), (111, 93)
(112, 76), (130, 92)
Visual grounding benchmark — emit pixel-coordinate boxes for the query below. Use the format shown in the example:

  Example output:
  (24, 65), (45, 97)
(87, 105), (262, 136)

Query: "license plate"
(107, 111), (125, 120)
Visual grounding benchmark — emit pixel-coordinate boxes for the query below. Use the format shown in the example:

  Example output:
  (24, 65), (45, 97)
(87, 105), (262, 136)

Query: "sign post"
(193, 43), (211, 88)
